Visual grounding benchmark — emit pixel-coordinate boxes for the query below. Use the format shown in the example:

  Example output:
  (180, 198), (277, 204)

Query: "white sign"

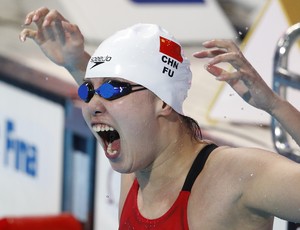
(0, 81), (64, 216)
(94, 144), (120, 230)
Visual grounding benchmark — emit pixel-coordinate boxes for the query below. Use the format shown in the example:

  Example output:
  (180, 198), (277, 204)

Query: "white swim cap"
(85, 23), (192, 115)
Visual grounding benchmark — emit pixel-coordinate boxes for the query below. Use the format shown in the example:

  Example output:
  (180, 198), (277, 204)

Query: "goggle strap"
(131, 87), (147, 93)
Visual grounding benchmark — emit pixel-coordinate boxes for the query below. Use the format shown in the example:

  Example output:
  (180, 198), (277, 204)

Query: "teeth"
(107, 143), (117, 155)
(92, 124), (115, 132)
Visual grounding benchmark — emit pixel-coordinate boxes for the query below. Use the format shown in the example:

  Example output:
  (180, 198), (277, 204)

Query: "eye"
(78, 82), (94, 103)
(99, 80), (131, 100)
(99, 82), (118, 99)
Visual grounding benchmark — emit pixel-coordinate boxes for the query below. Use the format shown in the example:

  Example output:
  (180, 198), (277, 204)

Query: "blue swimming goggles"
(78, 80), (147, 102)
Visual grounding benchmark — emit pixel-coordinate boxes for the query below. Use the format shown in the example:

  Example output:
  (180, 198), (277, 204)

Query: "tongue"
(110, 139), (120, 151)
(106, 131), (120, 157)
(106, 138), (120, 157)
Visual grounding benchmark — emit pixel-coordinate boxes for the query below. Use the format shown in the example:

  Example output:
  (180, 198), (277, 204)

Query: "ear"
(157, 101), (173, 116)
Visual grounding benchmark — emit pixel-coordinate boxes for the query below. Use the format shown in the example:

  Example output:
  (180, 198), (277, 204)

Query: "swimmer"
(20, 7), (300, 229)
(194, 39), (300, 146)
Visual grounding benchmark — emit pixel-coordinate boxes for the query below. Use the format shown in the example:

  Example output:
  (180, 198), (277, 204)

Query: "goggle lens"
(78, 80), (145, 102)
(98, 82), (130, 100)
(78, 82), (94, 102)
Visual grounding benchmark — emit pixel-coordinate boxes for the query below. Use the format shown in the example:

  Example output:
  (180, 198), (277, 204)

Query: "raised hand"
(193, 39), (279, 113)
(194, 39), (300, 146)
(20, 7), (90, 84)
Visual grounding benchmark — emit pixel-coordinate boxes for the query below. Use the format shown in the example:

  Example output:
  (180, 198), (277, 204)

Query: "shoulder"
(188, 145), (276, 208)
(195, 145), (284, 190)
(202, 145), (299, 199)
(189, 145), (300, 224)
(207, 145), (281, 168)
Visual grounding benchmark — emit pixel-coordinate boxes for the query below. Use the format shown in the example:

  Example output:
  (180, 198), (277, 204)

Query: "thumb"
(19, 28), (37, 42)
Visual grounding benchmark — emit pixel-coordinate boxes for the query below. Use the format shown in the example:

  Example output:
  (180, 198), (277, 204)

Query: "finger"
(207, 64), (258, 96)
(19, 29), (37, 42)
(50, 20), (66, 44)
(26, 7), (50, 27)
(205, 64), (223, 77)
(42, 23), (56, 42)
(193, 49), (226, 58)
(23, 7), (49, 25)
(207, 52), (246, 70)
(205, 64), (252, 98)
(38, 18), (64, 43)
(37, 10), (69, 42)
(48, 20), (80, 45)
(205, 64), (241, 80)
(63, 22), (81, 36)
(62, 22), (84, 44)
(43, 9), (69, 27)
(202, 39), (239, 52)
(34, 9), (69, 43)
(23, 11), (36, 26)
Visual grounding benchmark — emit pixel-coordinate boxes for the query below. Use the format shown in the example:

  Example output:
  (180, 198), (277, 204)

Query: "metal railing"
(272, 22), (300, 162)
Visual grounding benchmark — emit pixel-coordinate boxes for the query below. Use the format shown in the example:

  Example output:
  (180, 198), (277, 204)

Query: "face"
(81, 77), (164, 173)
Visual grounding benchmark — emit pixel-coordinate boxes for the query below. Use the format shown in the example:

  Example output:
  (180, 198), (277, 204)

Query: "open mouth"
(92, 124), (120, 158)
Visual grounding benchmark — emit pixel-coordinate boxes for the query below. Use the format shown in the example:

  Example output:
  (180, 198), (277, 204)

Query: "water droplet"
(45, 77), (48, 81)
(250, 173), (254, 177)
(238, 31), (243, 35)
(241, 107), (244, 110)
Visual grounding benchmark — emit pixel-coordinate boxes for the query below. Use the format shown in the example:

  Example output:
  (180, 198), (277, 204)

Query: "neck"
(134, 121), (206, 217)
(135, 121), (205, 195)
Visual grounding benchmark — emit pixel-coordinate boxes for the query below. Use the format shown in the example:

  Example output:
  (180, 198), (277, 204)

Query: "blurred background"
(0, 0), (299, 230)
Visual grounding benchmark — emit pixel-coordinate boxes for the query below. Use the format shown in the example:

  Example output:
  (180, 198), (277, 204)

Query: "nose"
(85, 93), (107, 116)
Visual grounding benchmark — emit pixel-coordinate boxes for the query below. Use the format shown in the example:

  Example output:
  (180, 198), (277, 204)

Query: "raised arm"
(194, 39), (300, 146)
(19, 7), (90, 85)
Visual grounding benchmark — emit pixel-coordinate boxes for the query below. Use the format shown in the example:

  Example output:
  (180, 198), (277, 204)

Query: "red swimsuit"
(119, 144), (218, 229)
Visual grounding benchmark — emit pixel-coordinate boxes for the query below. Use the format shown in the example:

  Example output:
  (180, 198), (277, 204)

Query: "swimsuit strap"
(182, 144), (218, 191)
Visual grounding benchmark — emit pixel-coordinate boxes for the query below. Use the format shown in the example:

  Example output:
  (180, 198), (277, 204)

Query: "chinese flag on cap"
(159, 36), (183, 63)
